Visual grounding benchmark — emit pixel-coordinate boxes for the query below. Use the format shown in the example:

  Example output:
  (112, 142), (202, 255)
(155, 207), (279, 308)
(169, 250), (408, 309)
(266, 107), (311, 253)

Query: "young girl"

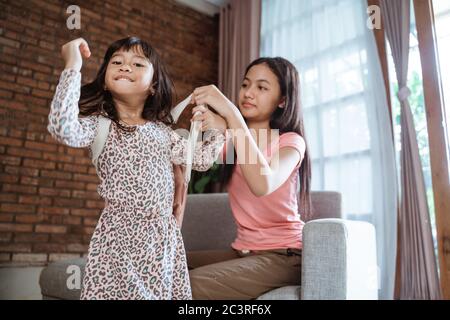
(47, 37), (226, 300)
(187, 57), (311, 299)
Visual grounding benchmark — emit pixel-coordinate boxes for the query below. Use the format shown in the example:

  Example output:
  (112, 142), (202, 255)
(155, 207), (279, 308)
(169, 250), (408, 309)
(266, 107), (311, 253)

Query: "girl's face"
(238, 63), (283, 122)
(105, 46), (154, 99)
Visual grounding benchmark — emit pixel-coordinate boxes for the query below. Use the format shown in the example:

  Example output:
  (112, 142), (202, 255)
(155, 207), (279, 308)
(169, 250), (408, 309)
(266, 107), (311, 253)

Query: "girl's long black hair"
(78, 36), (174, 131)
(222, 57), (312, 220)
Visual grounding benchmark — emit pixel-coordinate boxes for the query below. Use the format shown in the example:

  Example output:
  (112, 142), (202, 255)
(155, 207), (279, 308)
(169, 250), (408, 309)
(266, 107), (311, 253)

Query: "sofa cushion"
(39, 258), (85, 300)
(256, 286), (301, 300)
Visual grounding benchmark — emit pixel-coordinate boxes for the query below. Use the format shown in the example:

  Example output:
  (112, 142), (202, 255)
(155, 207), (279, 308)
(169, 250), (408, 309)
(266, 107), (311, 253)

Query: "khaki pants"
(187, 248), (302, 300)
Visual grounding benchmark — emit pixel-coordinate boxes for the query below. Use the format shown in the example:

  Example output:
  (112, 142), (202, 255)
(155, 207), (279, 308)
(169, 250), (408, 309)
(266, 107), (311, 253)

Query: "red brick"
(0, 36), (20, 48)
(70, 209), (100, 217)
(77, 157), (94, 166)
(19, 60), (52, 74)
(14, 233), (49, 243)
(37, 178), (54, 188)
(0, 223), (33, 232)
(37, 207), (70, 216)
(0, 73), (16, 83)
(4, 166), (39, 176)
(26, 131), (47, 142)
(0, 193), (18, 203)
(63, 216), (82, 225)
(0, 232), (12, 243)
(55, 180), (85, 190)
(46, 215), (64, 225)
(42, 152), (74, 163)
(38, 40), (55, 51)
(0, 155), (21, 166)
(0, 136), (23, 147)
(18, 195), (52, 206)
(2, 184), (37, 194)
(0, 203), (35, 214)
(33, 72), (55, 82)
(86, 200), (105, 209)
(53, 198), (84, 208)
(33, 243), (65, 253)
(24, 141), (57, 152)
(0, 174), (19, 184)
(38, 187), (71, 197)
(0, 80), (30, 94)
(0, 253), (11, 262)
(0, 243), (32, 253)
(86, 183), (98, 191)
(22, 159), (55, 170)
(73, 173), (99, 183)
(12, 253), (47, 263)
(72, 190), (101, 200)
(66, 243), (89, 253)
(15, 214), (44, 224)
(6, 147), (42, 159)
(31, 88), (53, 99)
(19, 176), (39, 186)
(66, 148), (86, 157)
(16, 76), (38, 89)
(37, 81), (50, 90)
(50, 234), (83, 244)
(62, 163), (89, 174)
(0, 89), (13, 99)
(48, 253), (81, 262)
(0, 214), (14, 222)
(83, 218), (98, 226)
(8, 128), (26, 139)
(40, 170), (72, 180)
(35, 224), (67, 234)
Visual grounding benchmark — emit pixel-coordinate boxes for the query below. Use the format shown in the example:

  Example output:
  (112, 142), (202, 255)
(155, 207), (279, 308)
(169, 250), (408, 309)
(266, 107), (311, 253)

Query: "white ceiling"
(174, 0), (229, 16)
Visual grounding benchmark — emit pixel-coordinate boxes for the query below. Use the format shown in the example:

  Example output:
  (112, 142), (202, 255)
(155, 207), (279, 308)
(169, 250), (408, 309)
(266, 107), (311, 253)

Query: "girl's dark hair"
(222, 57), (312, 220)
(78, 36), (174, 131)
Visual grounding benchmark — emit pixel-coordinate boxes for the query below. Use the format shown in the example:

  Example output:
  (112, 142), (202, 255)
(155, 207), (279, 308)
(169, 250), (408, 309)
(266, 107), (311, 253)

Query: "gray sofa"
(39, 192), (378, 300)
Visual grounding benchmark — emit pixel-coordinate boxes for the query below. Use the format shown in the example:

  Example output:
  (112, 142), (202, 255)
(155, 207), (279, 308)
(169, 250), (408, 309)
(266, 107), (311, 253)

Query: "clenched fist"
(61, 37), (91, 72)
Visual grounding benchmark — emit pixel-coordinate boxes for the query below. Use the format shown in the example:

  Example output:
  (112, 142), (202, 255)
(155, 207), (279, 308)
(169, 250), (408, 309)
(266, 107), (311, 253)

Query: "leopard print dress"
(48, 69), (225, 300)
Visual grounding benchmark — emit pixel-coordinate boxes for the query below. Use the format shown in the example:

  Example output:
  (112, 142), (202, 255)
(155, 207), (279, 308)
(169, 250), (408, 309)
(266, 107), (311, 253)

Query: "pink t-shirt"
(226, 132), (306, 251)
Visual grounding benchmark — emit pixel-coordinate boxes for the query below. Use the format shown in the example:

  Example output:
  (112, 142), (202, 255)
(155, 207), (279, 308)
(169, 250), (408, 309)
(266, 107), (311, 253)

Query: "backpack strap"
(185, 110), (202, 183)
(171, 94), (203, 183)
(91, 115), (112, 173)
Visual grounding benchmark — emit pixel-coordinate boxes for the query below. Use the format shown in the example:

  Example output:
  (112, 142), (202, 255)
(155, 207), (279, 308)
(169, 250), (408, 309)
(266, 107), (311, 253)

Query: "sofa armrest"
(301, 219), (378, 300)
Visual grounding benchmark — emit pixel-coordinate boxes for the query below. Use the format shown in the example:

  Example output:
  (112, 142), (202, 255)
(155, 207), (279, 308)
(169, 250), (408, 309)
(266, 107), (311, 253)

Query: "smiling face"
(238, 63), (283, 122)
(104, 45), (154, 99)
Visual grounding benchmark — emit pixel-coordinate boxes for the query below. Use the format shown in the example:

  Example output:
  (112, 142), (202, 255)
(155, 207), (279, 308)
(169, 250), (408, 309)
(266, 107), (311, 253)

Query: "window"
(261, 0), (374, 221)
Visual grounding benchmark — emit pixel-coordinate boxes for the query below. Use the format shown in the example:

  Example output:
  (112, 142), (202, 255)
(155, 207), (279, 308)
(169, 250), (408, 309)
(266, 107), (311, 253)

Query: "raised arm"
(47, 38), (98, 148)
(47, 69), (98, 148)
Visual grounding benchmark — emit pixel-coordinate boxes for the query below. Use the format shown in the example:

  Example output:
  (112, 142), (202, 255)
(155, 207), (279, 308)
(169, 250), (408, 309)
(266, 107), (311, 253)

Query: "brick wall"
(0, 0), (219, 265)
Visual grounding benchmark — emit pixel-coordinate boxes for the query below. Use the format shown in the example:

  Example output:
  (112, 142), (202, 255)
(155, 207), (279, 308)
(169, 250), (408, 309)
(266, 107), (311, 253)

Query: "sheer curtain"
(261, 0), (397, 299)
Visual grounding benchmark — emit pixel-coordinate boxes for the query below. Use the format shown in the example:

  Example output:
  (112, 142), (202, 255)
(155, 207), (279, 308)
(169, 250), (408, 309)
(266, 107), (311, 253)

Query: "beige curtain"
(218, 0), (261, 104)
(380, 0), (441, 300)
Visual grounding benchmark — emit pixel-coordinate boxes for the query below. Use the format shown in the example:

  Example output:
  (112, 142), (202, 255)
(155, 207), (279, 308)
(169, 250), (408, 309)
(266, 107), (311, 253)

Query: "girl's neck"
(113, 96), (146, 124)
